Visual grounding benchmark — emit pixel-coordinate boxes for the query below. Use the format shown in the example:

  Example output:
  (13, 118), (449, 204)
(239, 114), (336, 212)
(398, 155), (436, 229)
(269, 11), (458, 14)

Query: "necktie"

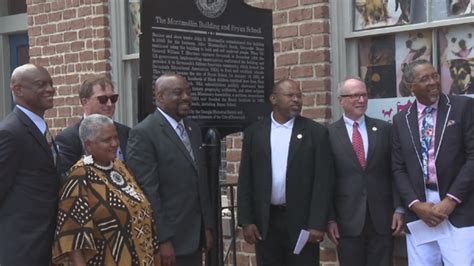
(421, 106), (434, 181)
(177, 123), (195, 161)
(44, 126), (58, 166)
(352, 122), (366, 169)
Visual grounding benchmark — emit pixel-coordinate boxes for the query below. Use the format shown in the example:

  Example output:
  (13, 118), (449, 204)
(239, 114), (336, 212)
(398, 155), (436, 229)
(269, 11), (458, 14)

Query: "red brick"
(34, 13), (50, 26)
(93, 39), (110, 49)
(227, 150), (241, 162)
(274, 67), (290, 80)
(43, 46), (56, 56)
(57, 106), (71, 117)
(30, 47), (41, 56)
(37, 36), (49, 45)
(301, 0), (328, 4)
(48, 12), (62, 22)
(29, 26), (42, 36)
(273, 11), (287, 25)
(320, 247), (337, 262)
(274, 42), (281, 53)
(78, 6), (92, 17)
(57, 21), (70, 31)
(301, 107), (331, 120)
(293, 38), (304, 49)
(289, 8), (313, 22)
(71, 41), (84, 52)
(276, 53), (298, 66)
(50, 34), (64, 44)
(300, 50), (330, 64)
(43, 24), (56, 34)
(96, 28), (110, 38)
(276, 0), (298, 10)
(92, 16), (108, 26)
(314, 5), (330, 18)
(281, 40), (293, 52)
(241, 241), (256, 253)
(275, 25), (298, 38)
(70, 18), (86, 30)
(316, 92), (331, 105)
(301, 79), (331, 92)
(63, 9), (77, 19)
(303, 95), (316, 106)
(290, 65), (313, 78)
(66, 0), (81, 8)
(51, 0), (66, 11)
(312, 34), (330, 48)
(95, 50), (110, 60)
(80, 51), (93, 61)
(79, 28), (93, 39)
(315, 63), (331, 77)
(66, 74), (79, 85)
(72, 106), (83, 116)
(28, 4), (39, 15)
(52, 118), (67, 129)
(64, 32), (77, 41)
(95, 5), (108, 15)
(300, 21), (329, 36)
(65, 53), (79, 63)
(56, 43), (71, 53)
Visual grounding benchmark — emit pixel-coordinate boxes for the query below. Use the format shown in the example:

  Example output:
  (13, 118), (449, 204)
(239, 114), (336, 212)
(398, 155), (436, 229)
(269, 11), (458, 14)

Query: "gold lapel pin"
(297, 134), (303, 139)
(188, 126), (192, 131)
(372, 127), (377, 131)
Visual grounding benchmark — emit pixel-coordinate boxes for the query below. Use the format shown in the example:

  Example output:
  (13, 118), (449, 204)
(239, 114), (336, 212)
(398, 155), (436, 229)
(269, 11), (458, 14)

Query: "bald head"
(154, 73), (192, 121)
(10, 64), (55, 117)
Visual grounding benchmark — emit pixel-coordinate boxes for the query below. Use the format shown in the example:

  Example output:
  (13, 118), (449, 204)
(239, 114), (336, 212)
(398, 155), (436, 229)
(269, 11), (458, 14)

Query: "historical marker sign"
(140, 0), (273, 135)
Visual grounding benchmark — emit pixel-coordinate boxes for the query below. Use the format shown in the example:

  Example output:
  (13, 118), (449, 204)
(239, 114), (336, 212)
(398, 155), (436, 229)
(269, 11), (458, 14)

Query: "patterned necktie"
(177, 123), (195, 161)
(421, 106), (434, 181)
(352, 122), (366, 169)
(44, 125), (57, 166)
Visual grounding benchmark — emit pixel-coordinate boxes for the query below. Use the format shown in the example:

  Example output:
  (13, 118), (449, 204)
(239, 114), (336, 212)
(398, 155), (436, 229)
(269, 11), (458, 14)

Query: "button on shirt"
(270, 113), (294, 205)
(343, 115), (368, 160)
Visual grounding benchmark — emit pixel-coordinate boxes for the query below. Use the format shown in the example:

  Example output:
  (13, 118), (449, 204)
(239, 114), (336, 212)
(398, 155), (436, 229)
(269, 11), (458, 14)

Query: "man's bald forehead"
(154, 74), (187, 92)
(10, 64), (46, 87)
(273, 79), (298, 94)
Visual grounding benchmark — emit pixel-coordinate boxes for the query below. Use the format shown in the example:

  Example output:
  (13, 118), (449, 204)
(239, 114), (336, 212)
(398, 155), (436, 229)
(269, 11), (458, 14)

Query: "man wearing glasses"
(55, 75), (130, 176)
(392, 60), (474, 265)
(327, 77), (404, 266)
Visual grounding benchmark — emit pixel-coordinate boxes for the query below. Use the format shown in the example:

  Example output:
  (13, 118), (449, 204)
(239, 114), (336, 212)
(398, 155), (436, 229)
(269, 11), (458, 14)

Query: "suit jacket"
(328, 116), (400, 236)
(392, 94), (474, 226)
(126, 110), (213, 255)
(0, 107), (60, 266)
(237, 115), (335, 246)
(55, 119), (130, 175)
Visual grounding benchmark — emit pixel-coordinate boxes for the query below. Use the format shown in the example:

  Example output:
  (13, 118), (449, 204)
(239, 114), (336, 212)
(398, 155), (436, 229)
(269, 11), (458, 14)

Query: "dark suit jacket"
(126, 110), (213, 255)
(328, 116), (399, 236)
(392, 94), (474, 226)
(55, 119), (130, 175)
(237, 115), (335, 246)
(0, 107), (60, 266)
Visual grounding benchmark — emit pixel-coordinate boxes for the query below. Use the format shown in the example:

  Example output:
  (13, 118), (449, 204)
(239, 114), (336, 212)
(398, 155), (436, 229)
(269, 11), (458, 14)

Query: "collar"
(270, 112), (295, 129)
(16, 104), (47, 134)
(343, 114), (365, 128)
(416, 99), (439, 115)
(157, 107), (181, 129)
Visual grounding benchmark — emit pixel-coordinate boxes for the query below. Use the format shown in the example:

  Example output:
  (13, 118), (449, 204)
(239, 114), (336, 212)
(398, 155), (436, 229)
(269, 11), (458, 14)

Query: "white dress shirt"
(157, 107), (183, 138)
(17, 105), (47, 134)
(270, 112), (295, 205)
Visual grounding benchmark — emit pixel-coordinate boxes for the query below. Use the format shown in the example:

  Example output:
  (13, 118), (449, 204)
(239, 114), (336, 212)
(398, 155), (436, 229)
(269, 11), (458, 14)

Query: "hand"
(159, 241), (176, 266)
(205, 229), (213, 251)
(326, 221), (340, 246)
(432, 197), (457, 218)
(242, 224), (262, 244)
(391, 212), (405, 236)
(410, 201), (447, 227)
(307, 229), (324, 244)
(154, 253), (161, 266)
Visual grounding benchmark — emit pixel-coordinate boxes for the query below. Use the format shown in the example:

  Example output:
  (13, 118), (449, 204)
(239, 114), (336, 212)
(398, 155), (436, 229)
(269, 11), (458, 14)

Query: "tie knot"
(353, 122), (359, 128)
(177, 123), (185, 135)
(425, 106), (433, 114)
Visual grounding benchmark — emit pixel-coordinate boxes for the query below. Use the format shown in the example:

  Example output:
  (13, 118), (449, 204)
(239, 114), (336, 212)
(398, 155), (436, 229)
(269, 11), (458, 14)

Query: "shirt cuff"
(446, 194), (462, 204)
(394, 207), (405, 214)
(408, 199), (420, 208)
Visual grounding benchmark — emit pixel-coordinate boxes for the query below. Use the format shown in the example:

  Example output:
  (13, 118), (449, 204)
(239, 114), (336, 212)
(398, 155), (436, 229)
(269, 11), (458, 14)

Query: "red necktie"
(352, 122), (366, 169)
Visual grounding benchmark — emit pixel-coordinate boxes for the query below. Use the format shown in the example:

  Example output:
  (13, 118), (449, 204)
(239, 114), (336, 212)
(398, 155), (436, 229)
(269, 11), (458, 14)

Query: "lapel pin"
(297, 134), (303, 139)
(188, 126), (192, 131)
(372, 127), (377, 131)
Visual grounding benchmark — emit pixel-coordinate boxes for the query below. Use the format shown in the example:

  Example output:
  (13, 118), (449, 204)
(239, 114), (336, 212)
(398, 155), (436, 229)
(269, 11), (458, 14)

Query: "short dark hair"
(402, 59), (432, 83)
(272, 79), (297, 94)
(79, 75), (114, 99)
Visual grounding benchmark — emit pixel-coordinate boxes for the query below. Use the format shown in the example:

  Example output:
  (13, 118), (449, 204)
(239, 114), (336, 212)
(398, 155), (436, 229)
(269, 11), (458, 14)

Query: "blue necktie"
(421, 106), (434, 181)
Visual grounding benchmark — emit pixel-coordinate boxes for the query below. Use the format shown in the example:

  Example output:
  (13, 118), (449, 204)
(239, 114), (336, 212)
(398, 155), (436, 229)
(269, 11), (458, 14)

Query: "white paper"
(406, 219), (450, 245)
(293, 229), (310, 254)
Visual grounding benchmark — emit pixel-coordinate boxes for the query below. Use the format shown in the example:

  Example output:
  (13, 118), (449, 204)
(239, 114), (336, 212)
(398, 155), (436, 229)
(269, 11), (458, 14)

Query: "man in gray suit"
(0, 64), (59, 265)
(127, 73), (213, 266)
(327, 77), (404, 266)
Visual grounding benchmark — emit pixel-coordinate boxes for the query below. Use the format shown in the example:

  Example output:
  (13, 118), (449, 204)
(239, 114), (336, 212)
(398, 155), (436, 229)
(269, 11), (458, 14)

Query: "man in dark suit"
(237, 79), (334, 266)
(55, 75), (130, 175)
(327, 77), (404, 266)
(0, 64), (60, 265)
(392, 60), (474, 265)
(126, 73), (213, 266)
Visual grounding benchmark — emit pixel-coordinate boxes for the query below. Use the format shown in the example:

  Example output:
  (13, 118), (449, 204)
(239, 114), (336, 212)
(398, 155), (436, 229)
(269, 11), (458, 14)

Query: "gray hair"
(402, 59), (431, 83)
(337, 76), (365, 96)
(79, 114), (114, 154)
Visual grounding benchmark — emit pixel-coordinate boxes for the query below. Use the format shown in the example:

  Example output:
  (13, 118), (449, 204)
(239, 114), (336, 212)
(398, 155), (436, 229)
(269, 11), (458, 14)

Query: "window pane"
(127, 0), (141, 54)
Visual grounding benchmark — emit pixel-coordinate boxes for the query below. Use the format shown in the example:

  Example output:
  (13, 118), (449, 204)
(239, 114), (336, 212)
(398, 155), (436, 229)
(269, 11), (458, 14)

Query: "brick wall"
(27, 0), (112, 133)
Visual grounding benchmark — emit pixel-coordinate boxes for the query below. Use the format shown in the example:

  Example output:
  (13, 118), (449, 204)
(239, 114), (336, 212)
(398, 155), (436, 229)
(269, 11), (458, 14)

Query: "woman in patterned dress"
(52, 114), (160, 266)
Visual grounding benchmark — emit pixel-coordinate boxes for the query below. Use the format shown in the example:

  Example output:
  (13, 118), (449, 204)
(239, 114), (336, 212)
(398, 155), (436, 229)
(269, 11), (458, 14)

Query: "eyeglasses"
(96, 94), (119, 104)
(340, 93), (368, 100)
(410, 73), (440, 84)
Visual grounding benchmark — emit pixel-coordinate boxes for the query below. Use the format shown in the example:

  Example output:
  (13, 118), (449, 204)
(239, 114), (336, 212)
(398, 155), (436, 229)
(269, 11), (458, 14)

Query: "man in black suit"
(0, 64), (59, 265)
(55, 75), (130, 175)
(237, 79), (334, 265)
(127, 73), (213, 266)
(327, 77), (404, 266)
(392, 60), (474, 265)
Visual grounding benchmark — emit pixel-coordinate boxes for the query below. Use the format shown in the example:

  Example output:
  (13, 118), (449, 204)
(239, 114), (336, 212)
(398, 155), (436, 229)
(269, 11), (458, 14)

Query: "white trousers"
(406, 189), (474, 266)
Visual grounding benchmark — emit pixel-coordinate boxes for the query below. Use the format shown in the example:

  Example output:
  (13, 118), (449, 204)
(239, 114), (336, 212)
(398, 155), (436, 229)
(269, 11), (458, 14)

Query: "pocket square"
(447, 120), (456, 127)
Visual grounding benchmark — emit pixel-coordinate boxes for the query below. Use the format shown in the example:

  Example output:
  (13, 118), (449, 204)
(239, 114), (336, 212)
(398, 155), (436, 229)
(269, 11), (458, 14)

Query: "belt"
(270, 204), (287, 211)
(425, 183), (438, 191)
